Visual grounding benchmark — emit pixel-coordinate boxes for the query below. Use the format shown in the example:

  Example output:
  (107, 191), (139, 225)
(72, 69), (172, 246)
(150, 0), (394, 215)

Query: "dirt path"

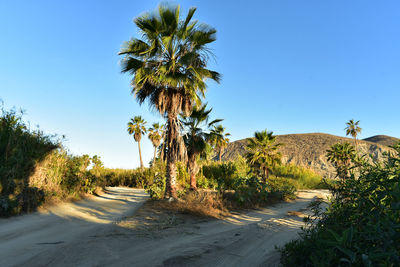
(0, 189), (328, 266)
(0, 187), (149, 266)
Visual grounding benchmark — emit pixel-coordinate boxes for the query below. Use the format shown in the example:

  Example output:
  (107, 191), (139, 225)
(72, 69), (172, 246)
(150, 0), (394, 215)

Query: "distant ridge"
(222, 133), (394, 178)
(363, 135), (399, 147)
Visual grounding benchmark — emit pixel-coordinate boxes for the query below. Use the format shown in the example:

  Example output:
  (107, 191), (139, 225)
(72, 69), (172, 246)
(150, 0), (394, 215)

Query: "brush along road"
(0, 188), (328, 266)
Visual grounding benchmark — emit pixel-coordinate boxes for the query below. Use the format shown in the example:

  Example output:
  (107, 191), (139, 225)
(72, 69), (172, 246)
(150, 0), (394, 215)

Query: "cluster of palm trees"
(327, 119), (363, 180)
(127, 116), (165, 170)
(120, 4), (222, 198)
(127, 108), (230, 192)
(120, 3), (366, 196)
(127, 116), (164, 171)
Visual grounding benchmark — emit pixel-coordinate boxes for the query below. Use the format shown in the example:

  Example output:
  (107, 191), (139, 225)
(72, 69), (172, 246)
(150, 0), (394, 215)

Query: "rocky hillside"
(222, 133), (395, 178)
(363, 135), (399, 147)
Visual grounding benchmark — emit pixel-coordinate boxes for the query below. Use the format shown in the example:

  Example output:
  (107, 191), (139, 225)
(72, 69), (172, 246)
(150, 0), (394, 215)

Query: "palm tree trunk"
(262, 167), (267, 184)
(218, 148), (222, 162)
(165, 115), (178, 199)
(138, 141), (144, 171)
(188, 153), (197, 190)
(153, 146), (157, 164)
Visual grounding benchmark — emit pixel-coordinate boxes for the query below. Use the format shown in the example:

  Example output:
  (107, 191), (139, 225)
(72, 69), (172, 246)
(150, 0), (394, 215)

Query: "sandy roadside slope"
(0, 189), (328, 266)
(0, 187), (149, 266)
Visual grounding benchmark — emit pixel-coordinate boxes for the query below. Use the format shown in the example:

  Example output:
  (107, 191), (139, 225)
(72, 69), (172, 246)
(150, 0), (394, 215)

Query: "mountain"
(363, 135), (399, 147)
(221, 133), (394, 178)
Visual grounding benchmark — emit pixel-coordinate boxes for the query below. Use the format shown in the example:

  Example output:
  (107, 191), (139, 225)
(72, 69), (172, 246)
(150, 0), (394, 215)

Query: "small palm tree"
(345, 119), (362, 149)
(148, 123), (163, 164)
(127, 116), (147, 170)
(181, 104), (221, 190)
(245, 130), (282, 183)
(210, 125), (230, 161)
(326, 142), (356, 180)
(119, 4), (220, 198)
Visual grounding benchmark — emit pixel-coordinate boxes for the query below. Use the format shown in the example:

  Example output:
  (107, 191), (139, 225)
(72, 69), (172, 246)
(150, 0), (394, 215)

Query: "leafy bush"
(0, 107), (58, 216)
(0, 105), (115, 216)
(145, 175), (165, 200)
(196, 174), (218, 189)
(268, 176), (297, 200)
(232, 176), (269, 206)
(231, 176), (296, 207)
(176, 161), (189, 189)
(202, 161), (238, 190)
(202, 157), (251, 190)
(280, 144), (400, 266)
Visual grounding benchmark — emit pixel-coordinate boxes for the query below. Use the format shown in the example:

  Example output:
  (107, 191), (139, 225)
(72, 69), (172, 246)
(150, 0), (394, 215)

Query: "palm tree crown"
(181, 104), (221, 189)
(127, 116), (147, 169)
(245, 130), (282, 183)
(119, 4), (220, 198)
(148, 123), (163, 148)
(210, 124), (230, 161)
(127, 116), (147, 142)
(148, 122), (164, 162)
(345, 119), (362, 148)
(119, 4), (220, 117)
(181, 104), (221, 156)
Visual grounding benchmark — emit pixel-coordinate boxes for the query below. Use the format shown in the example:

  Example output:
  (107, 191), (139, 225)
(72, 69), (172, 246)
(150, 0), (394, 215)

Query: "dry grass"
(155, 191), (230, 219)
(28, 151), (67, 196)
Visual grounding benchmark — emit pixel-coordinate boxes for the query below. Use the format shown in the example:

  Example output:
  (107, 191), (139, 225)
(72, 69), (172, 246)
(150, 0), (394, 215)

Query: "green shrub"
(231, 176), (296, 207)
(145, 175), (165, 200)
(268, 176), (297, 200)
(176, 161), (189, 189)
(202, 161), (240, 190)
(196, 174), (218, 189)
(280, 144), (400, 266)
(0, 107), (57, 216)
(232, 176), (269, 206)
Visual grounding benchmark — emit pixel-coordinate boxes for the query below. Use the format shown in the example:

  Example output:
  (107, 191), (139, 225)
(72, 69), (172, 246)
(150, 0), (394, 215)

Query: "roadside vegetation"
(0, 105), (113, 216)
(116, 4), (327, 216)
(0, 104), (326, 217)
(280, 121), (400, 266)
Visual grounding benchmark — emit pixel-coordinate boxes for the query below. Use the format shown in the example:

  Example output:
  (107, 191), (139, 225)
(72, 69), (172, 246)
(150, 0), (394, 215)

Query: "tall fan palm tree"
(181, 104), (221, 190)
(148, 123), (163, 163)
(127, 116), (147, 170)
(245, 130), (282, 183)
(210, 125), (230, 161)
(119, 4), (220, 198)
(345, 119), (362, 149)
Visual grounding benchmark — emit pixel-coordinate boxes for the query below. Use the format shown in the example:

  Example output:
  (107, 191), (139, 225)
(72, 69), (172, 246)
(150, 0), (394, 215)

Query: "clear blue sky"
(1, 0), (399, 168)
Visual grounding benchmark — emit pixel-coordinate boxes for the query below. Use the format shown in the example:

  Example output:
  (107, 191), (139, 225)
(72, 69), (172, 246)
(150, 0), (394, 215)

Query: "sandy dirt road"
(0, 187), (149, 266)
(0, 188), (328, 267)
